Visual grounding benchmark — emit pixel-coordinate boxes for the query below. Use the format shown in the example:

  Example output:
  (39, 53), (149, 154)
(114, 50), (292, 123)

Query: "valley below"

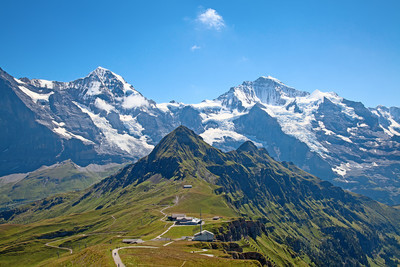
(1, 126), (400, 266)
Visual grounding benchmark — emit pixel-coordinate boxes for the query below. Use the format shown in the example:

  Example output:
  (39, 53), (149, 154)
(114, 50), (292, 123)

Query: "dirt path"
(163, 241), (174, 247)
(193, 248), (214, 257)
(154, 221), (175, 240)
(110, 215), (116, 226)
(45, 197), (181, 267)
(112, 246), (159, 267)
(153, 196), (180, 239)
(159, 205), (171, 221)
(44, 215), (117, 254)
(159, 196), (179, 221)
(44, 235), (80, 254)
(113, 197), (179, 266)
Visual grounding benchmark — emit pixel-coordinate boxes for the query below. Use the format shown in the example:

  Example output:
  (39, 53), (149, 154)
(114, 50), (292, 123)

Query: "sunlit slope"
(1, 126), (400, 266)
(0, 160), (123, 209)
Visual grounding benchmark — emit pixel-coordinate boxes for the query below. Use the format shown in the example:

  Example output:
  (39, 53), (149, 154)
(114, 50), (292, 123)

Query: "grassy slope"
(2, 171), (398, 266)
(118, 241), (259, 267)
(1, 127), (400, 266)
(0, 161), (123, 209)
(0, 179), (259, 266)
(0, 171), (336, 267)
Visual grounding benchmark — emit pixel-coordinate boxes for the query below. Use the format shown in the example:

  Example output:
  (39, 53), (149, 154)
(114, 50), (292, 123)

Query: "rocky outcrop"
(192, 241), (272, 266)
(230, 251), (272, 266)
(213, 219), (268, 241)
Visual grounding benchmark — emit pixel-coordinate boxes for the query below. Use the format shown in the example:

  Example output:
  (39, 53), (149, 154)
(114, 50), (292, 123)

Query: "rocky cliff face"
(213, 218), (268, 241)
(1, 67), (400, 204)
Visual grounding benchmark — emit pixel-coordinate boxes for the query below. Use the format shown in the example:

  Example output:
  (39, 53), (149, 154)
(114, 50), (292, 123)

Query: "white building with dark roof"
(168, 214), (186, 221)
(192, 230), (214, 242)
(176, 216), (201, 225)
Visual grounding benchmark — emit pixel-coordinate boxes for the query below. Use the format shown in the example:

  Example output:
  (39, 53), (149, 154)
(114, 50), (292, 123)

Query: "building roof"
(194, 230), (214, 236)
(122, 239), (144, 243)
(171, 213), (186, 218)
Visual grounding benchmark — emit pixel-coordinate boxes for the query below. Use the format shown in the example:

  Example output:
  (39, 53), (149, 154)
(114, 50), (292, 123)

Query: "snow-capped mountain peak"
(255, 75), (286, 85)
(2, 66), (400, 205)
(24, 66), (138, 98)
(26, 78), (56, 89)
(217, 76), (310, 109)
(80, 67), (132, 97)
(90, 66), (109, 74)
(87, 66), (130, 90)
(65, 67), (154, 111)
(253, 76), (309, 105)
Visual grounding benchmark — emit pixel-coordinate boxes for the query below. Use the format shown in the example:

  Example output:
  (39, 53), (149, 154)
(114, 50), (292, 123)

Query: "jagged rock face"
(233, 104), (335, 179)
(1, 67), (400, 204)
(218, 76), (309, 109)
(214, 219), (268, 241)
(0, 74), (63, 173)
(389, 107), (400, 123)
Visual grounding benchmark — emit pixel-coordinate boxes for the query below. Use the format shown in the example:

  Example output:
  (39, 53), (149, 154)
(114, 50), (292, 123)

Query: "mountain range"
(1, 126), (400, 266)
(1, 66), (399, 204)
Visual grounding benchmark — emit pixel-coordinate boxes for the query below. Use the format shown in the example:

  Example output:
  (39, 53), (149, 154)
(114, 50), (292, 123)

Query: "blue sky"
(1, 0), (399, 107)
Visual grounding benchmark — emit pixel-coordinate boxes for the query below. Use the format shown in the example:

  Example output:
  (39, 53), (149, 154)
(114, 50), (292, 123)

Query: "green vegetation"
(118, 241), (260, 266)
(1, 126), (400, 266)
(168, 178), (237, 218)
(39, 244), (115, 267)
(164, 225), (199, 239)
(0, 160), (123, 210)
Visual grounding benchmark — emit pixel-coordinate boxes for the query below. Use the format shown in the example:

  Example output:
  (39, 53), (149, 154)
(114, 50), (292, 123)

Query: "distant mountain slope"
(0, 68), (136, 175)
(2, 126), (400, 266)
(0, 160), (123, 209)
(1, 67), (399, 204)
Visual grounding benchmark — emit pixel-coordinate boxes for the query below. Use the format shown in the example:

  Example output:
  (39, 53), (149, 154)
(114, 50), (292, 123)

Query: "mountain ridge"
(2, 125), (400, 266)
(1, 66), (400, 204)
(0, 160), (123, 209)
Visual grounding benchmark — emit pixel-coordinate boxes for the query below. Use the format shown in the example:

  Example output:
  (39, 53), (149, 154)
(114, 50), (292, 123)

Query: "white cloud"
(191, 45), (201, 51)
(122, 94), (149, 109)
(95, 98), (115, 113)
(197, 8), (225, 30)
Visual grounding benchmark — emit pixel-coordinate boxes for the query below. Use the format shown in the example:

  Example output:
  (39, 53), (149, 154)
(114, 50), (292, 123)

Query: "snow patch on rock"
(94, 98), (115, 113)
(74, 102), (153, 154)
(200, 128), (250, 146)
(18, 85), (54, 103)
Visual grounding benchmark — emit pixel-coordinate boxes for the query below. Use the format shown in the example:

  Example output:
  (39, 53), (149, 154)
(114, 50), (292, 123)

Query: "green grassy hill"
(0, 160), (123, 209)
(1, 126), (400, 266)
